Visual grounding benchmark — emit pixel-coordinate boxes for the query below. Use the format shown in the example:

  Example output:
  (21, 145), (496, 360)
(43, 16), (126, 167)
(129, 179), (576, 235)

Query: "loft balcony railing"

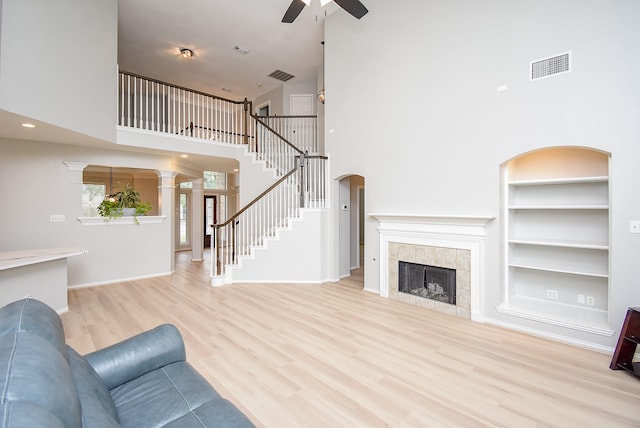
(118, 70), (253, 145)
(255, 115), (318, 155)
(117, 71), (319, 166)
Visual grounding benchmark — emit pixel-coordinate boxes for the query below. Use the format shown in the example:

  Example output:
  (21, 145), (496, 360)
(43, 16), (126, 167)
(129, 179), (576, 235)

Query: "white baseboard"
(482, 316), (614, 355)
(68, 271), (173, 290)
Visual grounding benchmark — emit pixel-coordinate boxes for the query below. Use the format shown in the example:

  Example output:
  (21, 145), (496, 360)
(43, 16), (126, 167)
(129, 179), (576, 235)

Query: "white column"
(157, 170), (178, 271)
(63, 162), (89, 218)
(191, 178), (204, 262)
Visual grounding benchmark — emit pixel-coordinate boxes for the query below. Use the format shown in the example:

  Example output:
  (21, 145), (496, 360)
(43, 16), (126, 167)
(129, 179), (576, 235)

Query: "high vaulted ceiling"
(118, 0), (334, 101)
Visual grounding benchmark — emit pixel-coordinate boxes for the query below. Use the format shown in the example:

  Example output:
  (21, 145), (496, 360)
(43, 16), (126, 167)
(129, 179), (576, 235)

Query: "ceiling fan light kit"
(282, 0), (368, 23)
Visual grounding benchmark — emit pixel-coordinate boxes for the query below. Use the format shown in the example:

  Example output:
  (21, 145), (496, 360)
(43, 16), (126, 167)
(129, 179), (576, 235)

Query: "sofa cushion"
(161, 399), (256, 428)
(0, 400), (67, 428)
(0, 298), (68, 361)
(0, 332), (81, 428)
(85, 324), (186, 390)
(68, 346), (121, 428)
(110, 361), (253, 427)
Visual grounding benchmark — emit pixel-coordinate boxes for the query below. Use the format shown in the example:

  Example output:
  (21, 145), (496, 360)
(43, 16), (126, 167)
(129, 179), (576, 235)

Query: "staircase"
(117, 71), (329, 284)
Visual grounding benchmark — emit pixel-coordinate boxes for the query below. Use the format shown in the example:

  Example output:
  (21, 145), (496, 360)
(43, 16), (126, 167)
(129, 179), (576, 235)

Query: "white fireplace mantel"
(370, 214), (494, 237)
(370, 213), (495, 322)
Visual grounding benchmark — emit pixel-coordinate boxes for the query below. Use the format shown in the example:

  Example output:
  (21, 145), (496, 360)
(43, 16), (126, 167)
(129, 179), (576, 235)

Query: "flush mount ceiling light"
(21, 123), (36, 128)
(179, 48), (194, 59)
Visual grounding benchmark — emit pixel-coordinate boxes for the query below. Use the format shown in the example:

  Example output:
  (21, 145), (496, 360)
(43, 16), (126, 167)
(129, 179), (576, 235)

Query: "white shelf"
(508, 205), (608, 210)
(509, 238), (608, 250)
(508, 262), (608, 278)
(509, 176), (609, 186)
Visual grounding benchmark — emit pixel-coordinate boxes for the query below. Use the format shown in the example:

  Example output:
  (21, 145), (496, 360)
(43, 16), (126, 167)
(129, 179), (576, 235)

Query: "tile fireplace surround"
(371, 214), (494, 322)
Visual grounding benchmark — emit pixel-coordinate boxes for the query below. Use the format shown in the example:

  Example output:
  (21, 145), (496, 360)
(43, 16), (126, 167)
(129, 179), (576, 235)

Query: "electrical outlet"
(49, 214), (65, 222)
(577, 294), (585, 304)
(586, 295), (595, 306)
(546, 289), (558, 300)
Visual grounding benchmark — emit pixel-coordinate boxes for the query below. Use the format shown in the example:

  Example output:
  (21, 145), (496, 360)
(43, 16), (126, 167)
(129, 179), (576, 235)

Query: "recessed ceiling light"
(179, 48), (194, 59)
(233, 168), (239, 172)
(21, 123), (36, 128)
(180, 154), (188, 158)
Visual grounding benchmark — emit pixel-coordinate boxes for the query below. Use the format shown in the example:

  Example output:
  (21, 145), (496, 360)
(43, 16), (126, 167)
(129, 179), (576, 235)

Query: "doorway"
(338, 175), (365, 282)
(256, 102), (270, 117)
(177, 191), (190, 250)
(204, 195), (217, 248)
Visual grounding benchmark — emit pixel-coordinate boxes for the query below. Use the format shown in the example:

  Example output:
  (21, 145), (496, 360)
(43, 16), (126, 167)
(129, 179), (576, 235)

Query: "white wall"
(0, 0), (117, 142)
(255, 86), (284, 115)
(0, 139), (175, 286)
(325, 0), (640, 349)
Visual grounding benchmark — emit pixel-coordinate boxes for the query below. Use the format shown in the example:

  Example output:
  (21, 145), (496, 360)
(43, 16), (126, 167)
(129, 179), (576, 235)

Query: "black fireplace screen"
(398, 261), (456, 305)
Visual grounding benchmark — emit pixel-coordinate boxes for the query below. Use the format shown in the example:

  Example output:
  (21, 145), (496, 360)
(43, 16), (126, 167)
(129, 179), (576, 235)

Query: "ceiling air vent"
(530, 52), (571, 81)
(268, 69), (295, 82)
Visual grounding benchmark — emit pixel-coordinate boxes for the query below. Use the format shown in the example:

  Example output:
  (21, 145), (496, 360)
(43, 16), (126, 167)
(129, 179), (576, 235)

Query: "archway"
(337, 174), (365, 283)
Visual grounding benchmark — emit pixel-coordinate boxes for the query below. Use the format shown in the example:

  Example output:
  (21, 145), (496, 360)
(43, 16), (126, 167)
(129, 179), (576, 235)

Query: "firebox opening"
(398, 261), (456, 305)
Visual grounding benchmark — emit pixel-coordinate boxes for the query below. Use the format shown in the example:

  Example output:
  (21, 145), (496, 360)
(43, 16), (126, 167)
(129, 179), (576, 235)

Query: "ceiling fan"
(282, 0), (368, 23)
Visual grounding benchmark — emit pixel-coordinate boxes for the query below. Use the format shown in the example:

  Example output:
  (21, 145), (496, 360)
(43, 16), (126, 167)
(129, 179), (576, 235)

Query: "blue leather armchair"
(0, 298), (254, 427)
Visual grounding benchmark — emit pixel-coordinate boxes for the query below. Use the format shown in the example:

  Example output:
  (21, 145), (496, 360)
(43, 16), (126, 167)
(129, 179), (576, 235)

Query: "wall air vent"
(530, 52), (571, 81)
(268, 69), (295, 82)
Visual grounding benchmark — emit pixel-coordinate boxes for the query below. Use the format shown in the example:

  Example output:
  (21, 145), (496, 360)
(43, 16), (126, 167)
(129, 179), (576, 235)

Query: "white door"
(290, 94), (314, 152)
(290, 94), (314, 115)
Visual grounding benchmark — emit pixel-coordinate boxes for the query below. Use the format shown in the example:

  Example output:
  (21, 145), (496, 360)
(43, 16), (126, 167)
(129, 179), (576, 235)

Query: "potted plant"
(97, 182), (151, 222)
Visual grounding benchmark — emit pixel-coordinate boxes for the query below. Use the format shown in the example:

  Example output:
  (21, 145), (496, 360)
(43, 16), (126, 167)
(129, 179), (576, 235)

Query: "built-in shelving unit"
(498, 148), (613, 335)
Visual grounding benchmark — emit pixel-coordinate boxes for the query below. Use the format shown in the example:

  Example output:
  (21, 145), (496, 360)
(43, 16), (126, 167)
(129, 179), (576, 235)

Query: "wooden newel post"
(243, 98), (250, 145)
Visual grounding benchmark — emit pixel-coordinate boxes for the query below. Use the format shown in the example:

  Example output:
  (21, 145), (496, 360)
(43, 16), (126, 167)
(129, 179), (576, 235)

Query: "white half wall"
(0, 138), (175, 286)
(228, 209), (330, 283)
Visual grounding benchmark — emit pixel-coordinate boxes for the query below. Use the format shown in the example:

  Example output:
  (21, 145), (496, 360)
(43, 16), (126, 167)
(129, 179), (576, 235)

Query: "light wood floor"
(61, 252), (640, 427)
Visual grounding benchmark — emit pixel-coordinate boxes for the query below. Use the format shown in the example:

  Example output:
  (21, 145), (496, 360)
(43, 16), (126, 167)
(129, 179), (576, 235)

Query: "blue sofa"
(0, 298), (255, 427)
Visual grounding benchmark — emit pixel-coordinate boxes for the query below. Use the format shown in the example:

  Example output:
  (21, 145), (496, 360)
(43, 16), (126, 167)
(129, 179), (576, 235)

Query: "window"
(82, 166), (158, 217)
(82, 183), (105, 216)
(179, 193), (189, 245)
(204, 171), (226, 190)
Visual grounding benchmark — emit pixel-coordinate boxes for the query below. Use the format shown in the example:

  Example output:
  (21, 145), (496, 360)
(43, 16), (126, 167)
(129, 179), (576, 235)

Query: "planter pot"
(122, 208), (136, 216)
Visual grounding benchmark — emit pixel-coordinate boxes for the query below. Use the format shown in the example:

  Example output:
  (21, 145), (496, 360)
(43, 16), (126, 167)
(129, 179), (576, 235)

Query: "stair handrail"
(210, 153), (328, 279)
(210, 164), (298, 279)
(255, 114), (319, 154)
(216, 166), (297, 231)
(251, 113), (304, 155)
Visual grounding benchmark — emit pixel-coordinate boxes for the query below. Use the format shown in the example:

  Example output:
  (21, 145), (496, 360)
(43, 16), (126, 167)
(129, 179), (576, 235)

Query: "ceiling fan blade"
(282, 0), (306, 23)
(333, 0), (368, 19)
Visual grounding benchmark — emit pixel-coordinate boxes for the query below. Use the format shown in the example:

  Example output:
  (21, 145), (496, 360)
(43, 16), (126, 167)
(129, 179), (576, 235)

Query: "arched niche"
(499, 147), (612, 336)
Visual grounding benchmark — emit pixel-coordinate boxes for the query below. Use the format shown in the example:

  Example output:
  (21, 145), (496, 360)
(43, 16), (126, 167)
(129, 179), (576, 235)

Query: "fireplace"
(398, 262), (456, 305)
(372, 214), (494, 321)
